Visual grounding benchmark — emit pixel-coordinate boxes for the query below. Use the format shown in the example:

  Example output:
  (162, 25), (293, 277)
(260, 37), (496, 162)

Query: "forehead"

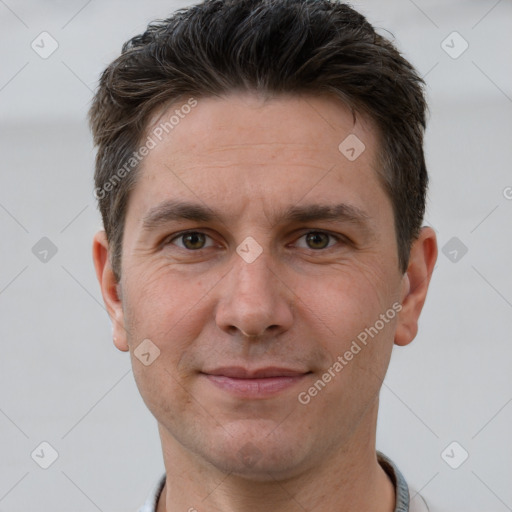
(145, 92), (376, 162)
(128, 92), (389, 227)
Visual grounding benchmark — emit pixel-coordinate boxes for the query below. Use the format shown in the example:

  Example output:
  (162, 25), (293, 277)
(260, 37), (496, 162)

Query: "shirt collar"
(377, 450), (410, 512)
(139, 452), (426, 512)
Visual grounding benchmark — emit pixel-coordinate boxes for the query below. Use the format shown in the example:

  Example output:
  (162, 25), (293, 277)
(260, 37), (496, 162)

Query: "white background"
(0, 0), (511, 511)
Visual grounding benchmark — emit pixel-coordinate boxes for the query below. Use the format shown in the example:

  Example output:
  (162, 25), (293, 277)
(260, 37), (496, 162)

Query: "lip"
(201, 367), (311, 398)
(204, 366), (309, 378)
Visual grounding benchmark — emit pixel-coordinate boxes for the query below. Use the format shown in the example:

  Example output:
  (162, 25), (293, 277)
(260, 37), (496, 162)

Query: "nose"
(215, 249), (294, 339)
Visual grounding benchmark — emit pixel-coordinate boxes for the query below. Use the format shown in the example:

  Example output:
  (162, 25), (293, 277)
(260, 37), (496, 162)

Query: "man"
(89, 0), (437, 510)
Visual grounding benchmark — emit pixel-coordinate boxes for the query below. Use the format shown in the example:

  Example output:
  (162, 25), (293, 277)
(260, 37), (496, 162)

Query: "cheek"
(123, 264), (214, 342)
(293, 262), (399, 396)
(121, 268), (206, 411)
(121, 264), (232, 398)
(129, 351), (199, 433)
(297, 289), (398, 436)
(296, 263), (393, 336)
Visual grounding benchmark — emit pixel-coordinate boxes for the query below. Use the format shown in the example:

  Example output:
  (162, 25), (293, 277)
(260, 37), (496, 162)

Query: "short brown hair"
(89, 0), (428, 280)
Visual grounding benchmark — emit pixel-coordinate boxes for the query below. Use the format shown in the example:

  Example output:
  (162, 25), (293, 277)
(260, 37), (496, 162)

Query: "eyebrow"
(141, 199), (373, 234)
(141, 200), (222, 230)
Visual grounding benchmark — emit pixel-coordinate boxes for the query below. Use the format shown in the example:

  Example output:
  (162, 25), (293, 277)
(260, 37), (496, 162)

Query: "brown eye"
(173, 232), (209, 250)
(182, 232), (206, 250)
(305, 232), (331, 249)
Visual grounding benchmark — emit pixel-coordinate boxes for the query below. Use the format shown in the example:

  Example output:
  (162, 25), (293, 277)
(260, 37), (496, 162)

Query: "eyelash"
(166, 230), (346, 251)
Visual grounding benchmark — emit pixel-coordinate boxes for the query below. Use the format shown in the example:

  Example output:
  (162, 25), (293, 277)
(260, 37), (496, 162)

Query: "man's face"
(108, 93), (410, 477)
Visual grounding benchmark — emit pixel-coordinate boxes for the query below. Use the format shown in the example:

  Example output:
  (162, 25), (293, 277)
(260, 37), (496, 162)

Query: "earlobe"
(92, 231), (129, 352)
(394, 227), (438, 347)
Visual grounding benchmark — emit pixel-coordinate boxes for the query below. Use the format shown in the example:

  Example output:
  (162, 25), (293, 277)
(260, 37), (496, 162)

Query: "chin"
(204, 431), (311, 481)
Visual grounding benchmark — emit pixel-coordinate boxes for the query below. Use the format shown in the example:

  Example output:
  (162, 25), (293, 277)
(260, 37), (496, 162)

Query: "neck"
(156, 402), (395, 512)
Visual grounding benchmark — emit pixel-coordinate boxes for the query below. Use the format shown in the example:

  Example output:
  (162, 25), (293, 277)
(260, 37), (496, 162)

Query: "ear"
(394, 227), (438, 347)
(92, 231), (129, 352)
